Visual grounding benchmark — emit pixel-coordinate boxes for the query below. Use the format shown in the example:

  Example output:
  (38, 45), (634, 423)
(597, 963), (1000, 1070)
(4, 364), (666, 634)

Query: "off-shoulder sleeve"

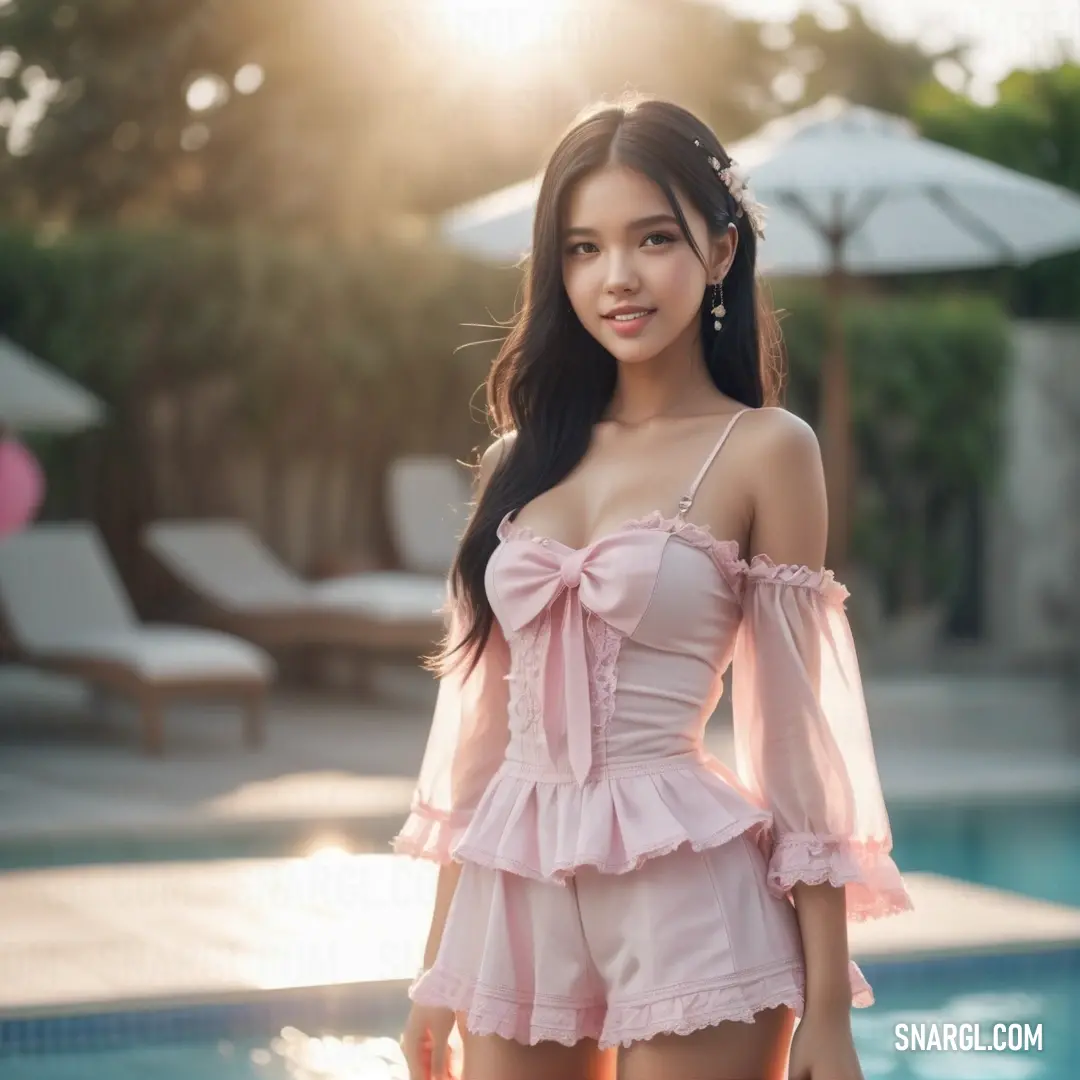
(391, 592), (511, 864)
(732, 558), (912, 922)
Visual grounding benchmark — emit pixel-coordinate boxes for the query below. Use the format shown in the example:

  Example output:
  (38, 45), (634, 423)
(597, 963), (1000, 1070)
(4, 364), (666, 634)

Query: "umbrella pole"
(821, 251), (851, 571)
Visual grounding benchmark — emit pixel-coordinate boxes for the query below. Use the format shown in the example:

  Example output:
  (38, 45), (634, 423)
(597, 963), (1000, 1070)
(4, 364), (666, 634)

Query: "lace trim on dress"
(412, 958), (873, 1050)
(622, 511), (744, 591)
(743, 554), (850, 605)
(496, 513), (543, 544)
(602, 963), (808, 1048)
(498, 509), (852, 605)
(498, 509), (740, 565)
(455, 814), (771, 885)
(505, 618), (546, 737)
(585, 611), (621, 734)
(450, 763), (773, 885)
(766, 833), (914, 922)
(410, 966), (606, 1048)
(390, 800), (471, 863)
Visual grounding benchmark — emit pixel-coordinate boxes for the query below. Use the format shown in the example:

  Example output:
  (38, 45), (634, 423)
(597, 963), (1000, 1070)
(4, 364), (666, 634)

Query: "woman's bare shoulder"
(740, 407), (827, 564)
(739, 405), (819, 458)
(477, 431), (517, 490)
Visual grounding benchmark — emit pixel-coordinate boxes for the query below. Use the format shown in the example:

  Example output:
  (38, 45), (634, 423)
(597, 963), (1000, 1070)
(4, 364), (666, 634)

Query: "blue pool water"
(0, 824), (390, 872)
(889, 798), (1080, 908)
(3, 800), (1079, 1077)
(2, 956), (1077, 1078)
(4, 797), (1079, 908)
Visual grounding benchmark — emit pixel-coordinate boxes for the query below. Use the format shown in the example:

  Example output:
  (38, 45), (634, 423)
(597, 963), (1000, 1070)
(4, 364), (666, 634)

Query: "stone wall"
(986, 320), (1080, 668)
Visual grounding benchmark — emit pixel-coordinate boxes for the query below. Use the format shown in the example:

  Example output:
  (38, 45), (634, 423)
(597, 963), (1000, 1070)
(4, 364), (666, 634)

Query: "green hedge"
(773, 282), (1010, 622)
(0, 226), (514, 599)
(0, 228), (1010, 625)
(0, 227), (510, 443)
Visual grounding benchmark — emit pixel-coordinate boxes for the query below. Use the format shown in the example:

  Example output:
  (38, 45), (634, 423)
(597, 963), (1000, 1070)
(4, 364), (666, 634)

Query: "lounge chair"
(142, 520), (447, 660)
(0, 523), (273, 753)
(385, 454), (472, 575)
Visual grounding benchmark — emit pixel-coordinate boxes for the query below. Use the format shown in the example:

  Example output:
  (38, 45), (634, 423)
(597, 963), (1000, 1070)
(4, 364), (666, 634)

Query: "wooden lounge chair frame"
(0, 526), (271, 755)
(143, 521), (446, 684)
(0, 631), (266, 754)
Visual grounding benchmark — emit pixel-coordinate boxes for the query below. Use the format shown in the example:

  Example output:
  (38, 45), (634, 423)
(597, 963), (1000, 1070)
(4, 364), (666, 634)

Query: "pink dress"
(393, 409), (912, 1050)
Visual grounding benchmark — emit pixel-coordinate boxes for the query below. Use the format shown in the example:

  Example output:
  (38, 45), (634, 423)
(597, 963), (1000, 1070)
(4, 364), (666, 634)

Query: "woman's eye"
(566, 233), (675, 256)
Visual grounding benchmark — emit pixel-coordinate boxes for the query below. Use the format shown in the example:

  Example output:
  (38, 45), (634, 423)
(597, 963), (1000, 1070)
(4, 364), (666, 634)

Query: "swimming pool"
(0, 821), (391, 872)
(2, 952), (1077, 1078)
(3, 797), (1079, 909)
(3, 800), (1078, 1075)
(889, 798), (1080, 908)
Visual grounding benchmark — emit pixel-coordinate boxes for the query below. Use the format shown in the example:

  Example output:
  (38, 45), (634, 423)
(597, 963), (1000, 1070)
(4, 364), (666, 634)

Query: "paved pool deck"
(1, 665), (1078, 1020)
(0, 665), (1077, 848)
(3, 858), (1079, 1017)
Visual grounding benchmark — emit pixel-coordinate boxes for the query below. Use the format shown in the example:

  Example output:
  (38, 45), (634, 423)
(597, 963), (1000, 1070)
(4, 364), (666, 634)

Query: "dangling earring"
(710, 281), (726, 331)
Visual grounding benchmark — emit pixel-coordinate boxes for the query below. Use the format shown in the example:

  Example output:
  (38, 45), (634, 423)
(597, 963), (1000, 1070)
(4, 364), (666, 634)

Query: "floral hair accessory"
(693, 139), (767, 241)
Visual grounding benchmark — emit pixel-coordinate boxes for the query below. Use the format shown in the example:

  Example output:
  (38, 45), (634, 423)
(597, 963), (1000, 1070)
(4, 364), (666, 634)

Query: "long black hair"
(438, 93), (783, 677)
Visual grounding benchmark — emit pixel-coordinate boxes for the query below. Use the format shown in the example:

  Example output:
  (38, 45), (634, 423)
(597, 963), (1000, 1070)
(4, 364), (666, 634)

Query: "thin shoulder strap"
(676, 408), (752, 516)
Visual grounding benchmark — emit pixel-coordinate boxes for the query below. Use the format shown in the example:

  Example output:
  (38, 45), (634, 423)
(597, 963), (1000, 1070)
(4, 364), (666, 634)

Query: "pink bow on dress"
(490, 528), (669, 785)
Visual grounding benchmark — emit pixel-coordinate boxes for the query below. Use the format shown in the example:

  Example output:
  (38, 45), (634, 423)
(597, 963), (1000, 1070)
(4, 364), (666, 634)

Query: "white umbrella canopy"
(438, 96), (1080, 273)
(438, 97), (1080, 565)
(735, 96), (1080, 276)
(733, 98), (1080, 563)
(439, 175), (541, 265)
(0, 336), (105, 434)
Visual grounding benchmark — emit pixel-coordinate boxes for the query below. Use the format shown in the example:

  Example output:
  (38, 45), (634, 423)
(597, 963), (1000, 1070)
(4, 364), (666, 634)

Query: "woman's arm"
(745, 410), (853, 1018)
(413, 434), (510, 967)
(422, 861), (464, 969)
(792, 881), (853, 1016)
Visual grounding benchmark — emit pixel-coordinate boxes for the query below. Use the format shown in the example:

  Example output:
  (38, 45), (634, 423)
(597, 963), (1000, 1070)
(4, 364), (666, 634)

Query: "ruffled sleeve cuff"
(392, 593), (512, 865)
(734, 560), (913, 923)
(766, 833), (913, 922)
(391, 802), (473, 864)
(848, 960), (875, 1008)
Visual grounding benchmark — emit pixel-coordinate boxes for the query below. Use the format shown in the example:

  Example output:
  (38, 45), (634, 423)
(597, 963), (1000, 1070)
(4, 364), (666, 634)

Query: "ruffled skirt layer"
(412, 830), (873, 1050)
(451, 752), (774, 882)
(394, 751), (911, 925)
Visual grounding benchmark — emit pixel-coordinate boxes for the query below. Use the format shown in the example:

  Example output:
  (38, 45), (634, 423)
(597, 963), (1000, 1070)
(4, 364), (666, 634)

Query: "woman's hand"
(401, 1003), (458, 1080)
(788, 1008), (865, 1080)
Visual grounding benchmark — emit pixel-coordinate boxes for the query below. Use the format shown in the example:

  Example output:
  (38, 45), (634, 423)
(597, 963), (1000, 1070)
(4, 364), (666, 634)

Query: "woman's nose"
(603, 250), (639, 293)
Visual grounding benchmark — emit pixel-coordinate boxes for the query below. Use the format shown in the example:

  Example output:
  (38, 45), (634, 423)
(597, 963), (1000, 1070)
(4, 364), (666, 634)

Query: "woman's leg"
(617, 1006), (795, 1080)
(422, 862), (609, 1076)
(576, 837), (806, 1078)
(460, 1020), (617, 1080)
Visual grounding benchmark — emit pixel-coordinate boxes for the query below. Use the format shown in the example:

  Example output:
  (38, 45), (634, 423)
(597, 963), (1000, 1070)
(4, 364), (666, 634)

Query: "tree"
(785, 1), (969, 117)
(0, 0), (964, 237)
(914, 63), (1080, 318)
(0, 0), (422, 234)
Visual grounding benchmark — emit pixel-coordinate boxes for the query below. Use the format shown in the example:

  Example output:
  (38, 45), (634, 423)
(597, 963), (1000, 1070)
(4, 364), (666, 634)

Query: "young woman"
(395, 94), (911, 1080)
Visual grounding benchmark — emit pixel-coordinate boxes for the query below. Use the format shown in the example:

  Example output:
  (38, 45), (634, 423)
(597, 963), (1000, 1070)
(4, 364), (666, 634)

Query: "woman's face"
(560, 163), (734, 366)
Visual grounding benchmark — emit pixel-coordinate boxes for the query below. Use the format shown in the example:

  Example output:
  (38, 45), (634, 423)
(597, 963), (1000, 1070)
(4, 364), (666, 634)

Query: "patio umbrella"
(438, 97), (1080, 565)
(728, 97), (1080, 565)
(0, 335), (105, 434)
(440, 175), (541, 266)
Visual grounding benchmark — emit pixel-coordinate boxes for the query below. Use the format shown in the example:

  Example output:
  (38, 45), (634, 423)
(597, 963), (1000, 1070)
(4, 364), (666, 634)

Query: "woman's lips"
(605, 309), (656, 337)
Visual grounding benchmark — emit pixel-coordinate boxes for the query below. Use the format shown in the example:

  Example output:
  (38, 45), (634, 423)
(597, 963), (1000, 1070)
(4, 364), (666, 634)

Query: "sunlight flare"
(427, 0), (569, 56)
